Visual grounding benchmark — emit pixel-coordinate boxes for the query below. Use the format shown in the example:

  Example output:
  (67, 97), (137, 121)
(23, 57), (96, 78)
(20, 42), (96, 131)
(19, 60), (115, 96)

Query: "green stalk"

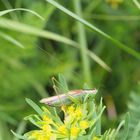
(85, 0), (102, 13)
(133, 0), (140, 10)
(73, 0), (92, 86)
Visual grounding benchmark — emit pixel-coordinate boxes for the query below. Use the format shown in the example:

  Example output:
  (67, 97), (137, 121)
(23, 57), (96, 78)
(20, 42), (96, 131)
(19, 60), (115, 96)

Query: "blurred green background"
(0, 0), (140, 139)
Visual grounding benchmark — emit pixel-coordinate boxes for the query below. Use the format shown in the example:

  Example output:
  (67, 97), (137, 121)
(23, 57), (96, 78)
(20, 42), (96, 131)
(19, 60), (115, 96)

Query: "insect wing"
(40, 89), (97, 106)
(40, 94), (66, 106)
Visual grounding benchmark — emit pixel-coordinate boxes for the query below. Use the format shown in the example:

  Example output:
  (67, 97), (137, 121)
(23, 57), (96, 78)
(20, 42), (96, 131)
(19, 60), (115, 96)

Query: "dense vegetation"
(0, 0), (140, 139)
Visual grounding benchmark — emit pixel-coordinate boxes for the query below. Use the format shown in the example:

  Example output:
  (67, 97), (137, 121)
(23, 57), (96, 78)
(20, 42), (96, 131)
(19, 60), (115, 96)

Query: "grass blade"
(1, 0), (18, 20)
(131, 121), (140, 140)
(121, 113), (130, 140)
(0, 8), (44, 20)
(96, 98), (103, 135)
(0, 18), (78, 47)
(74, 0), (92, 85)
(0, 121), (12, 140)
(46, 0), (140, 60)
(13, 121), (27, 140)
(133, 0), (140, 10)
(85, 14), (140, 21)
(11, 130), (26, 140)
(0, 31), (24, 48)
(87, 50), (111, 72)
(0, 112), (17, 125)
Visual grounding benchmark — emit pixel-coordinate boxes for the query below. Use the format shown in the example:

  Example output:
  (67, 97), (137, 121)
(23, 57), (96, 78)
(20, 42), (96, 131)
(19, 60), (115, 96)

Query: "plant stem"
(73, 0), (92, 86)
(133, 0), (140, 10)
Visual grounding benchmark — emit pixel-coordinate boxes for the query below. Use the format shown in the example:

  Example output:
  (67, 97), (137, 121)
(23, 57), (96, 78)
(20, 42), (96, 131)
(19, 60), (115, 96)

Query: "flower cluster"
(26, 104), (95, 140)
(13, 91), (124, 140)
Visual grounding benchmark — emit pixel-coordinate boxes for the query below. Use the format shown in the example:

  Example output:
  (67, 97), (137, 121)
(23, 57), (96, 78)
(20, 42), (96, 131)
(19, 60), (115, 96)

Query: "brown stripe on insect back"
(40, 90), (82, 104)
(40, 89), (97, 105)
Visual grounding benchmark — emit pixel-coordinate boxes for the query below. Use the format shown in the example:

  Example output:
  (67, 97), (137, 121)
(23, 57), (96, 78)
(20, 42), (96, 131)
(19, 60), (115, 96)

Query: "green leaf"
(46, 0), (140, 60)
(133, 0), (140, 10)
(113, 120), (125, 139)
(13, 121), (27, 140)
(0, 8), (44, 20)
(94, 106), (106, 125)
(121, 113), (130, 140)
(11, 130), (27, 140)
(88, 128), (96, 140)
(0, 112), (17, 125)
(0, 31), (24, 48)
(74, 0), (92, 85)
(0, 18), (78, 47)
(25, 98), (43, 116)
(96, 98), (103, 135)
(24, 115), (42, 128)
(131, 121), (140, 140)
(87, 50), (111, 72)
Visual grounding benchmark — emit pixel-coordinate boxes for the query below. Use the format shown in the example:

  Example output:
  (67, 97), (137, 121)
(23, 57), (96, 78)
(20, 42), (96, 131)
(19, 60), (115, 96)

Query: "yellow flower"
(57, 125), (68, 135)
(27, 103), (92, 140)
(43, 115), (53, 124)
(93, 136), (100, 140)
(75, 107), (83, 119)
(29, 130), (51, 140)
(79, 120), (89, 129)
(68, 105), (75, 114)
(42, 123), (51, 132)
(70, 127), (80, 137)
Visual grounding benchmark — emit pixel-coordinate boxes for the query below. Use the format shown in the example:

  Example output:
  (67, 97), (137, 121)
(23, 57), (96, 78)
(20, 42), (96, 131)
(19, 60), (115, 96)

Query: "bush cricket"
(40, 89), (97, 106)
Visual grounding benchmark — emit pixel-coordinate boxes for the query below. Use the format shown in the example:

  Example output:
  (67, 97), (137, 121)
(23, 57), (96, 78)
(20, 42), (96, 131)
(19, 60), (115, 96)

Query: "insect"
(40, 89), (97, 106)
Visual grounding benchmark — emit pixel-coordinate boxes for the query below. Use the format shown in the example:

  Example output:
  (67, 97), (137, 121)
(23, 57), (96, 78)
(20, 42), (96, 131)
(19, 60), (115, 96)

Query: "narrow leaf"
(25, 98), (43, 116)
(0, 31), (24, 48)
(13, 121), (27, 140)
(0, 8), (44, 20)
(131, 121), (140, 139)
(121, 113), (130, 140)
(133, 0), (140, 10)
(0, 18), (78, 47)
(11, 130), (26, 140)
(87, 50), (111, 72)
(96, 98), (103, 135)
